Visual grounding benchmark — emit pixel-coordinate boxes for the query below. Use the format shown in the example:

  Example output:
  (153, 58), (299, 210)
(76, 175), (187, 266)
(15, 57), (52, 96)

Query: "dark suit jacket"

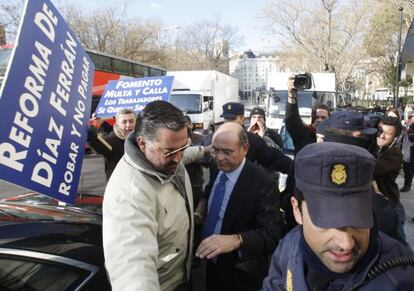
(247, 131), (292, 173)
(202, 159), (283, 291)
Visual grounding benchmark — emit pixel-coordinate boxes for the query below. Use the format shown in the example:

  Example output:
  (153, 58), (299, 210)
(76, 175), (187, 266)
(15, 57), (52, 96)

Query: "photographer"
(285, 75), (330, 154)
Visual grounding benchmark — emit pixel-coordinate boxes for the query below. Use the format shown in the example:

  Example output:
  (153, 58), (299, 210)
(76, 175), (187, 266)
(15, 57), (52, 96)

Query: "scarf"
(113, 124), (129, 140)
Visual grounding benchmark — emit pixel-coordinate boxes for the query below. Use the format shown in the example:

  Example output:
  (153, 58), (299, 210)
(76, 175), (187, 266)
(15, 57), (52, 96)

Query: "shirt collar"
(222, 158), (246, 184)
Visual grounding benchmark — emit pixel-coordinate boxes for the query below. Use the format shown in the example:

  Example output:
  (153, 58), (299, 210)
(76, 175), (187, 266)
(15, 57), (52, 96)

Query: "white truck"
(167, 70), (239, 132)
(264, 72), (336, 150)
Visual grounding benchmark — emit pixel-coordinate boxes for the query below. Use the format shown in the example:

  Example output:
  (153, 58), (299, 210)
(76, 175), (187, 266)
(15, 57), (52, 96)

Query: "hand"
(194, 212), (204, 226)
(90, 114), (103, 127)
(204, 145), (212, 157)
(247, 121), (265, 137)
(247, 122), (259, 134)
(287, 77), (297, 100)
(256, 121), (265, 137)
(194, 199), (207, 226)
(195, 234), (241, 259)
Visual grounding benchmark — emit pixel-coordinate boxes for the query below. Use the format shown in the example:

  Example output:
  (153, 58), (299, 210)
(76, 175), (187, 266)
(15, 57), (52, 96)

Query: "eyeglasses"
(210, 147), (234, 157)
(161, 139), (191, 158)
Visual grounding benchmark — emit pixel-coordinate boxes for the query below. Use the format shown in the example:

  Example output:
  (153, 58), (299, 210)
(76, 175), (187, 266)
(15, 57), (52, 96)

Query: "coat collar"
(286, 227), (382, 290)
(124, 133), (186, 185)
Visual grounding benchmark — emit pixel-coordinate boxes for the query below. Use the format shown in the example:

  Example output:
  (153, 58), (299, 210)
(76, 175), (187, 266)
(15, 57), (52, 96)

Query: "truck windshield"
(267, 90), (314, 118)
(169, 94), (202, 114)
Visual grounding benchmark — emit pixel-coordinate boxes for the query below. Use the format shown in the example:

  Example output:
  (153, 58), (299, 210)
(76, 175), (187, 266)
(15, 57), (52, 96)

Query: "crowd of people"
(87, 78), (414, 290)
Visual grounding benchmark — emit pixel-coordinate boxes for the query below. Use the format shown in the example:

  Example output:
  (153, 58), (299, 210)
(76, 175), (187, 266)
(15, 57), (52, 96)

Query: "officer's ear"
(236, 115), (245, 126)
(291, 196), (303, 225)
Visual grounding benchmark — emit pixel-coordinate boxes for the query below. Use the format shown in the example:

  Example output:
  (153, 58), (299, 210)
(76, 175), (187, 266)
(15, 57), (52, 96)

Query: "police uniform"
(262, 142), (414, 290)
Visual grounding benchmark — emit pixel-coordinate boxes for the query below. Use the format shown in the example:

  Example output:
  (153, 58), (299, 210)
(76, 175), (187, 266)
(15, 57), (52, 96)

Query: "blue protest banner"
(95, 76), (174, 117)
(0, 0), (94, 204)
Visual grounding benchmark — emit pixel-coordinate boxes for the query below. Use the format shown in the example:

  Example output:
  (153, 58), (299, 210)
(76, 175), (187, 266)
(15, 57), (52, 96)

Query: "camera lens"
(294, 77), (307, 89)
(294, 74), (312, 89)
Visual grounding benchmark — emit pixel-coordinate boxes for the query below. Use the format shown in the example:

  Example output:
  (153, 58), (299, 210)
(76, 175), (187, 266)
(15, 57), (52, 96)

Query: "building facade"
(230, 50), (282, 103)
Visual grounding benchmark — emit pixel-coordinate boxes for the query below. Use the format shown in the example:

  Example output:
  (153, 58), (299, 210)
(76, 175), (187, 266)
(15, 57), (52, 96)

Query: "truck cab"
(168, 90), (213, 132)
(167, 70), (238, 134)
(265, 90), (315, 151)
(266, 90), (314, 130)
(264, 73), (337, 151)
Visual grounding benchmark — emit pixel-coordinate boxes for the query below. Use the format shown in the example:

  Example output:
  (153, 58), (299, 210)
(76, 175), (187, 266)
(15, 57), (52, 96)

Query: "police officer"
(219, 102), (291, 174)
(262, 142), (414, 290)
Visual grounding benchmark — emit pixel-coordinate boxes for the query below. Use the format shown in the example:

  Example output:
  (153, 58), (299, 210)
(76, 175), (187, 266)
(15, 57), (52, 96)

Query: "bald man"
(195, 122), (283, 291)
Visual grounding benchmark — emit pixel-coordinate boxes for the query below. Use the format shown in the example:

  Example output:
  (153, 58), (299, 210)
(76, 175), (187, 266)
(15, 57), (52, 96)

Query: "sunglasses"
(162, 139), (192, 158)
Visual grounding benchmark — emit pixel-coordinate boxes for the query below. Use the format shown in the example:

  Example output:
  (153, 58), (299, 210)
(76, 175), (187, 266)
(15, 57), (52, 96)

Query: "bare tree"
(62, 4), (243, 72)
(321, 0), (338, 70)
(61, 3), (162, 65)
(363, 0), (414, 89)
(260, 0), (372, 89)
(0, 1), (242, 73)
(180, 18), (243, 73)
(0, 0), (24, 43)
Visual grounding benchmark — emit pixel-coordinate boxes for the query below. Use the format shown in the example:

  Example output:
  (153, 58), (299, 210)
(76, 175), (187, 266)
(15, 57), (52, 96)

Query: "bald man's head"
(214, 122), (248, 147)
(211, 122), (249, 172)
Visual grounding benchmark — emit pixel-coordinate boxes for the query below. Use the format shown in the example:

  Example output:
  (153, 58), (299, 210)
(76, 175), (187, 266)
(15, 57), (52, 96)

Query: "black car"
(1, 192), (104, 214)
(0, 202), (111, 290)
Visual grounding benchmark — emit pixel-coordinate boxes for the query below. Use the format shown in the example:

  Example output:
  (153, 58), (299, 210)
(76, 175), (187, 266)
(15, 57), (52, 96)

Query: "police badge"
(331, 164), (347, 185)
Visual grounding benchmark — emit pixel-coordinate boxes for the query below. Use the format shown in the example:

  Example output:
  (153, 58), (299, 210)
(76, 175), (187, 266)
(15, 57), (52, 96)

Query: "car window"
(0, 257), (90, 290)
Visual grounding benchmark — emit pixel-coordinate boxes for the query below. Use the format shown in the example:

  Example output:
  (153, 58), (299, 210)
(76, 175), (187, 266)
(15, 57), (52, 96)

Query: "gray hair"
(135, 101), (187, 141)
(116, 108), (136, 119)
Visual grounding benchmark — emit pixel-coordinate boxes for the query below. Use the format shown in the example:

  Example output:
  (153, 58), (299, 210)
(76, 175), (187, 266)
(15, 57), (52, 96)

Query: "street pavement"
(399, 176), (414, 248)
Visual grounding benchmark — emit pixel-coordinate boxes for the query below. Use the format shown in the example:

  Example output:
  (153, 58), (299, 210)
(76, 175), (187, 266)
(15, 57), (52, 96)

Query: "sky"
(54, 0), (278, 53)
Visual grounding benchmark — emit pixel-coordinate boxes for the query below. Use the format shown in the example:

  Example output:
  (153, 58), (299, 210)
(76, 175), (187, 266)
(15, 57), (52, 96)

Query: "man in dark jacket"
(262, 142), (414, 290)
(87, 108), (136, 180)
(285, 77), (330, 154)
(374, 116), (403, 205)
(401, 111), (414, 192)
(248, 106), (284, 184)
(248, 107), (283, 152)
(373, 116), (406, 244)
(196, 122), (282, 291)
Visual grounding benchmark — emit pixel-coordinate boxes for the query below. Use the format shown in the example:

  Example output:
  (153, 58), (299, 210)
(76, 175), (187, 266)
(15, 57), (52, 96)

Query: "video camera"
(293, 73), (313, 90)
